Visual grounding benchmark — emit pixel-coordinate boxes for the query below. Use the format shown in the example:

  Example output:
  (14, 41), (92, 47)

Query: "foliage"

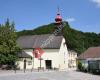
(77, 60), (83, 71)
(17, 21), (100, 54)
(17, 23), (55, 37)
(0, 19), (20, 65)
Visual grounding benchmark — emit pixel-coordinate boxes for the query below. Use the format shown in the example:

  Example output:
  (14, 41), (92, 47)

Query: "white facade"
(68, 50), (77, 68)
(17, 38), (69, 70)
(17, 58), (33, 70)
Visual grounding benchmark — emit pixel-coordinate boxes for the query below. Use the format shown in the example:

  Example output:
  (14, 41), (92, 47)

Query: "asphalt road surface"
(0, 70), (100, 80)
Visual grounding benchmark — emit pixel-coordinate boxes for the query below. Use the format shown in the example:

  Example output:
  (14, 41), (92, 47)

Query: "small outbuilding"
(78, 47), (100, 73)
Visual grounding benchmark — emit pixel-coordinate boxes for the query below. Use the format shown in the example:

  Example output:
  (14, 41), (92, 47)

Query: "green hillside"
(17, 22), (100, 55)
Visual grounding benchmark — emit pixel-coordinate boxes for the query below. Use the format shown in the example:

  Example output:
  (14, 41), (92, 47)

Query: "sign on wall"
(32, 48), (44, 59)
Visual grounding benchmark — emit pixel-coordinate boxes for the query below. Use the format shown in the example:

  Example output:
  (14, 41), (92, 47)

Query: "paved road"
(0, 70), (100, 80)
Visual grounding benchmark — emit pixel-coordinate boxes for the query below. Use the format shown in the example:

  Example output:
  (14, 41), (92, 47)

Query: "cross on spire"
(57, 6), (60, 15)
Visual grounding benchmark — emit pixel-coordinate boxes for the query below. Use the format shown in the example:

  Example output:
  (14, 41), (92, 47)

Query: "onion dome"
(55, 7), (62, 24)
(55, 13), (62, 22)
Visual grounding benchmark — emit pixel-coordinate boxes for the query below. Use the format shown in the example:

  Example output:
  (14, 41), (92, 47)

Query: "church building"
(16, 9), (77, 70)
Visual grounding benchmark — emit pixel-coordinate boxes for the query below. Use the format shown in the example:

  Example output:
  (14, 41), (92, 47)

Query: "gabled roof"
(78, 47), (100, 59)
(17, 34), (63, 49)
(18, 51), (32, 58)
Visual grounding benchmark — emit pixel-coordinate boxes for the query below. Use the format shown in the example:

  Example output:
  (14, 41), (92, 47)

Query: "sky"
(0, 0), (100, 33)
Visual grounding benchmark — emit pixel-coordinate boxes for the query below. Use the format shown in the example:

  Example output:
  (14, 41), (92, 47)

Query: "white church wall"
(42, 49), (60, 69)
(22, 48), (67, 70)
(59, 38), (69, 69)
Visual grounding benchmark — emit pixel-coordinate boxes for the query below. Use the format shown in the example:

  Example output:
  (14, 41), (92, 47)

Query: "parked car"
(88, 60), (100, 74)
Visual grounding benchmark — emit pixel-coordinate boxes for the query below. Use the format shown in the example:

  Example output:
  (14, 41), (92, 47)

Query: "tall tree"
(0, 19), (20, 65)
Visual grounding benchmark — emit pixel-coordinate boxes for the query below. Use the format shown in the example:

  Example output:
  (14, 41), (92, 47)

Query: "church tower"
(55, 7), (62, 25)
(54, 7), (64, 36)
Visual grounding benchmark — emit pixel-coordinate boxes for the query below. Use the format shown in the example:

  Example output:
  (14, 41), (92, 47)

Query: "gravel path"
(0, 70), (100, 80)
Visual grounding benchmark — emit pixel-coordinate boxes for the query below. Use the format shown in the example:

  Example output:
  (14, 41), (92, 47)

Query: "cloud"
(66, 17), (76, 23)
(91, 0), (100, 7)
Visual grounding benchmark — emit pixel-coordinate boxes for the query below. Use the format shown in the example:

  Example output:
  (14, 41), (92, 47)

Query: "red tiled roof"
(78, 47), (100, 59)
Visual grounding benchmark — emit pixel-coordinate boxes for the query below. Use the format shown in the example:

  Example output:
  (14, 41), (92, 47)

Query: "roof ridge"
(18, 34), (63, 37)
(88, 46), (100, 49)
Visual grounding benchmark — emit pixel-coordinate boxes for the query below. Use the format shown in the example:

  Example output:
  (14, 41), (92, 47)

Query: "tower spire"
(55, 7), (62, 24)
(57, 6), (60, 15)
(54, 7), (64, 36)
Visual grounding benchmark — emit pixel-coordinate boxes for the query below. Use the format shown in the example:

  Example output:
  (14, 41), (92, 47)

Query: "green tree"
(0, 19), (20, 65)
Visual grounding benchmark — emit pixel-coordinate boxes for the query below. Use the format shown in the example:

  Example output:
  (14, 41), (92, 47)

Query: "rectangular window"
(28, 61), (32, 65)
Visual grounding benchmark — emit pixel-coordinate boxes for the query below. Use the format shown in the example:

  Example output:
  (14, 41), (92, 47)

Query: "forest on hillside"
(17, 22), (100, 55)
